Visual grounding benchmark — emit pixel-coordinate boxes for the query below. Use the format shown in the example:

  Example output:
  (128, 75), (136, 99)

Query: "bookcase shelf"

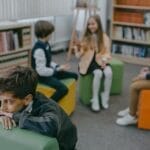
(112, 38), (150, 46)
(112, 21), (150, 28)
(114, 4), (150, 11)
(111, 0), (150, 66)
(0, 22), (32, 76)
(112, 54), (150, 66)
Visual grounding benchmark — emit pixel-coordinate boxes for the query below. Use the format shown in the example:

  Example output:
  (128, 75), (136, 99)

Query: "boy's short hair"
(0, 66), (38, 99)
(34, 20), (55, 38)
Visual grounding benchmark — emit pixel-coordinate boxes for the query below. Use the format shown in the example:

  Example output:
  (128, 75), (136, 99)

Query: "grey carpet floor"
(53, 52), (150, 150)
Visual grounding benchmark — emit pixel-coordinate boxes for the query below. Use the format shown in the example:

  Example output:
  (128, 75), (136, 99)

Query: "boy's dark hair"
(34, 20), (55, 38)
(0, 66), (38, 99)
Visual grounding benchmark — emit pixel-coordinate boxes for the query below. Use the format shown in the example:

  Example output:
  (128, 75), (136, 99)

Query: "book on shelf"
(13, 32), (19, 49)
(113, 26), (149, 42)
(144, 12), (150, 26)
(123, 27), (132, 40)
(114, 10), (144, 24)
(112, 43), (122, 54)
(0, 49), (29, 77)
(113, 26), (123, 39)
(132, 28), (142, 40)
(146, 47), (150, 57)
(145, 30), (150, 42)
(0, 31), (14, 53)
(112, 43), (148, 58)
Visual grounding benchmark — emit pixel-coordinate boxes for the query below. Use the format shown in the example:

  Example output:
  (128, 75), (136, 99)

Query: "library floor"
(53, 52), (150, 150)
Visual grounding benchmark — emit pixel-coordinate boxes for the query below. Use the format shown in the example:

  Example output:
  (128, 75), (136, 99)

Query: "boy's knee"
(130, 82), (138, 91)
(61, 86), (68, 95)
(73, 73), (78, 80)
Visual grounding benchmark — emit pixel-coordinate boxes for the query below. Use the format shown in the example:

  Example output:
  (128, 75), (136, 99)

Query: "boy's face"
(0, 92), (27, 113)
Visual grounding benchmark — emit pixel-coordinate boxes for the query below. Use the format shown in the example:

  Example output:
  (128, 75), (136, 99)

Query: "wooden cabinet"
(0, 22), (32, 77)
(110, 0), (150, 66)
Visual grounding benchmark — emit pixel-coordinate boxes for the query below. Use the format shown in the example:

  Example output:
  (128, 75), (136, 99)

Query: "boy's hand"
(0, 111), (13, 118)
(0, 116), (16, 130)
(59, 64), (70, 71)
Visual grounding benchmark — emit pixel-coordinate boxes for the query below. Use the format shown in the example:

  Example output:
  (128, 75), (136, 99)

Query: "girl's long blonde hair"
(82, 15), (105, 54)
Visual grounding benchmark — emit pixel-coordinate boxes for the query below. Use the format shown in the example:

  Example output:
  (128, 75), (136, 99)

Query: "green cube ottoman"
(79, 58), (124, 105)
(0, 125), (59, 150)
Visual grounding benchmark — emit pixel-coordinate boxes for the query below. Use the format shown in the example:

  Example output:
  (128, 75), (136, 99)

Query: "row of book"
(114, 11), (150, 25)
(113, 26), (150, 42)
(116, 0), (150, 7)
(112, 43), (150, 58)
(0, 28), (31, 54)
(0, 50), (29, 77)
(114, 11), (144, 24)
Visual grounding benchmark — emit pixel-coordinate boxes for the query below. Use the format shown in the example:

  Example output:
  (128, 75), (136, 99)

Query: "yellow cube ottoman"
(36, 79), (76, 116)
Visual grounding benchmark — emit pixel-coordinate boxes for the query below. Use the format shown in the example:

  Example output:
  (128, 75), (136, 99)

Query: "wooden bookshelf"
(112, 54), (150, 66)
(110, 0), (150, 66)
(0, 22), (32, 77)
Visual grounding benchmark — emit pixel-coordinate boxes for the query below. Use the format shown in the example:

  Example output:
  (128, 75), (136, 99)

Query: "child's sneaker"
(91, 99), (100, 112)
(116, 114), (137, 126)
(117, 108), (129, 117)
(101, 92), (109, 109)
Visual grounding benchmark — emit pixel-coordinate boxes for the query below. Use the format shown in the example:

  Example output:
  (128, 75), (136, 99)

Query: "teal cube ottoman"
(79, 58), (124, 105)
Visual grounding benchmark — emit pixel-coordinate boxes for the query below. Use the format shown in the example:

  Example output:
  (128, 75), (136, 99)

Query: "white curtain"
(0, 0), (73, 21)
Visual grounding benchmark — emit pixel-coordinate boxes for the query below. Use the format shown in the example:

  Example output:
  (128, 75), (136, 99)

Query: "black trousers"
(39, 71), (78, 102)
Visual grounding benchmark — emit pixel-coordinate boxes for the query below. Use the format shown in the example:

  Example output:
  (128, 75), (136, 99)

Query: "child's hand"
(140, 67), (150, 74)
(132, 76), (141, 82)
(132, 72), (147, 82)
(0, 116), (16, 130)
(59, 64), (70, 71)
(73, 46), (78, 54)
(100, 57), (108, 69)
(100, 61), (106, 69)
(0, 111), (13, 118)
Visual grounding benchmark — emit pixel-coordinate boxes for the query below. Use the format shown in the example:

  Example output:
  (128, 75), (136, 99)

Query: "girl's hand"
(100, 61), (106, 69)
(0, 116), (16, 130)
(73, 46), (78, 54)
(100, 57), (108, 69)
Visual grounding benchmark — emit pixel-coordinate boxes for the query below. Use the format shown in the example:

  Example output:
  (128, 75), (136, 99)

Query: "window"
(0, 0), (73, 21)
